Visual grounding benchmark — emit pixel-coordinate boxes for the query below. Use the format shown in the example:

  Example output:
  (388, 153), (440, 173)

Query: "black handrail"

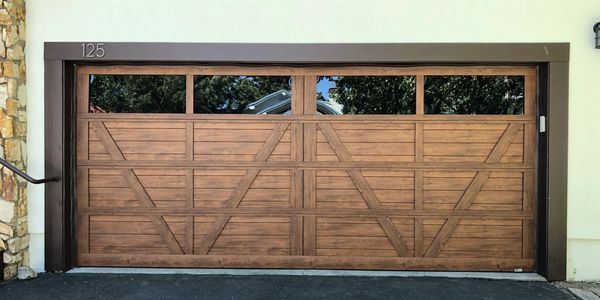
(0, 157), (60, 184)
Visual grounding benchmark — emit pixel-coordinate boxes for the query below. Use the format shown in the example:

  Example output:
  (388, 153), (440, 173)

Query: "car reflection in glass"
(242, 90), (342, 115)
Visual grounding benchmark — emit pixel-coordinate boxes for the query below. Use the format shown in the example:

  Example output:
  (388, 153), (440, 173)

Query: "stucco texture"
(25, 0), (600, 280)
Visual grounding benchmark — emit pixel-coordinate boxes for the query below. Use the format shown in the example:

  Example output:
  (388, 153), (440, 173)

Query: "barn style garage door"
(75, 65), (537, 271)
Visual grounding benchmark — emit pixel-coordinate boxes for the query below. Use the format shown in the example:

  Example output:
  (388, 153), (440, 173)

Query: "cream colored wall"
(26, 0), (600, 280)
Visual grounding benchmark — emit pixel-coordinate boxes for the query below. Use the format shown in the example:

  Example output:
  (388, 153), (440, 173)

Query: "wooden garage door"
(76, 65), (537, 271)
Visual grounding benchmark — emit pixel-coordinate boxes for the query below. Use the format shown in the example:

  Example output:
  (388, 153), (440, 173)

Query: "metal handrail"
(0, 157), (60, 184)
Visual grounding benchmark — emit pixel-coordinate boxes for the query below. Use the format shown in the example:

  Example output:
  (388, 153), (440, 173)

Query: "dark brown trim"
(545, 61), (569, 280)
(45, 43), (569, 63)
(43, 42), (569, 281)
(44, 60), (65, 271)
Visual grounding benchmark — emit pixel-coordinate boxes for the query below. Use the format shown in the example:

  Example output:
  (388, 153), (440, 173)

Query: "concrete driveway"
(0, 273), (577, 300)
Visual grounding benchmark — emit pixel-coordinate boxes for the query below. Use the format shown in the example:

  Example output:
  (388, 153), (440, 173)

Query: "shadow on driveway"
(0, 273), (576, 300)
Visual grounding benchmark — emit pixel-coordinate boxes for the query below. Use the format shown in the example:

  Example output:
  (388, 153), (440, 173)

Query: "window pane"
(424, 76), (524, 115)
(316, 76), (416, 115)
(194, 76), (292, 114)
(89, 75), (186, 113)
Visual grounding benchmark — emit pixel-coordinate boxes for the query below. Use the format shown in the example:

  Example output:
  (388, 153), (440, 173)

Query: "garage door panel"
(77, 66), (536, 271)
(210, 236), (290, 253)
(89, 246), (173, 255)
(317, 236), (401, 250)
(423, 142), (522, 157)
(424, 129), (524, 144)
(103, 121), (186, 129)
(87, 214), (188, 254)
(220, 222), (291, 236)
(90, 128), (187, 142)
(317, 222), (391, 237)
(194, 122), (279, 130)
(331, 123), (415, 130)
(90, 234), (171, 249)
(194, 129), (289, 142)
(195, 188), (290, 205)
(375, 190), (416, 206)
(438, 238), (522, 253)
(90, 153), (187, 160)
(317, 129), (415, 143)
(436, 251), (522, 259)
(90, 221), (186, 235)
(423, 191), (523, 210)
(423, 155), (523, 163)
(92, 141), (186, 156)
(481, 177), (523, 191)
(317, 249), (400, 257)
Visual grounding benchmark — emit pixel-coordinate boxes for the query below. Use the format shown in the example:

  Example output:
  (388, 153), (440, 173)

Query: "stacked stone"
(0, 0), (28, 280)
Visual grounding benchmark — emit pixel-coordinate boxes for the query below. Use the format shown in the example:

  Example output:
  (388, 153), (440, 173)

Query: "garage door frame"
(43, 42), (569, 280)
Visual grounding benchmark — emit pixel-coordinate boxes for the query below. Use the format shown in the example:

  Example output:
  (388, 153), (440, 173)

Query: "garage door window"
(316, 76), (416, 115)
(424, 75), (524, 115)
(193, 75), (292, 114)
(89, 75), (186, 113)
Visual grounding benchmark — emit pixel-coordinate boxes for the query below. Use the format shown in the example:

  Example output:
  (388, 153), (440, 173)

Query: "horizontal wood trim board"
(77, 65), (536, 76)
(77, 161), (534, 170)
(77, 254), (534, 271)
(78, 114), (536, 122)
(77, 208), (534, 218)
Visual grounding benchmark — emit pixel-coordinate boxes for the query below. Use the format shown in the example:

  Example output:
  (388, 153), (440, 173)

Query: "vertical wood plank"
(290, 169), (304, 255)
(304, 123), (317, 162)
(303, 76), (317, 114)
(76, 214), (89, 255)
(291, 123), (303, 162)
(524, 73), (536, 116)
(76, 166), (90, 255)
(186, 74), (194, 114)
(186, 122), (194, 161)
(523, 171), (535, 213)
(416, 75), (425, 115)
(77, 74), (90, 160)
(77, 73), (89, 113)
(415, 123), (424, 162)
(77, 121), (89, 160)
(522, 219), (535, 259)
(524, 123), (535, 164)
(303, 169), (316, 256)
(186, 169), (194, 254)
(522, 70), (536, 261)
(303, 119), (317, 256)
(415, 217), (423, 257)
(414, 95), (425, 257)
(77, 167), (89, 209)
(291, 76), (305, 115)
(414, 171), (423, 210)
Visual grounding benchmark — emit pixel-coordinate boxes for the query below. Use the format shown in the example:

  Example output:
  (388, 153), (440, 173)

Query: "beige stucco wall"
(25, 0), (600, 280)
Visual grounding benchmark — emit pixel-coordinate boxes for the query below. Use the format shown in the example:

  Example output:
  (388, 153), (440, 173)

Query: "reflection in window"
(316, 76), (416, 115)
(425, 76), (524, 115)
(194, 76), (291, 114)
(89, 75), (186, 113)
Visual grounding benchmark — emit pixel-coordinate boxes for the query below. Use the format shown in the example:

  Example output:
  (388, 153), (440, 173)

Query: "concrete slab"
(569, 288), (600, 300)
(68, 267), (547, 281)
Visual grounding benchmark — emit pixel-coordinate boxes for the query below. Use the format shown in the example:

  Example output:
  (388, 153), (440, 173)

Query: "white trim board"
(68, 268), (546, 281)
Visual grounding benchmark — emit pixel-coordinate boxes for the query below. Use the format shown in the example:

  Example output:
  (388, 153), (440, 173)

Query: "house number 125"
(81, 43), (106, 58)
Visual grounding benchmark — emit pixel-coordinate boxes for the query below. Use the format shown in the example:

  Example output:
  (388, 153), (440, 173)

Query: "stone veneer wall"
(0, 0), (27, 280)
